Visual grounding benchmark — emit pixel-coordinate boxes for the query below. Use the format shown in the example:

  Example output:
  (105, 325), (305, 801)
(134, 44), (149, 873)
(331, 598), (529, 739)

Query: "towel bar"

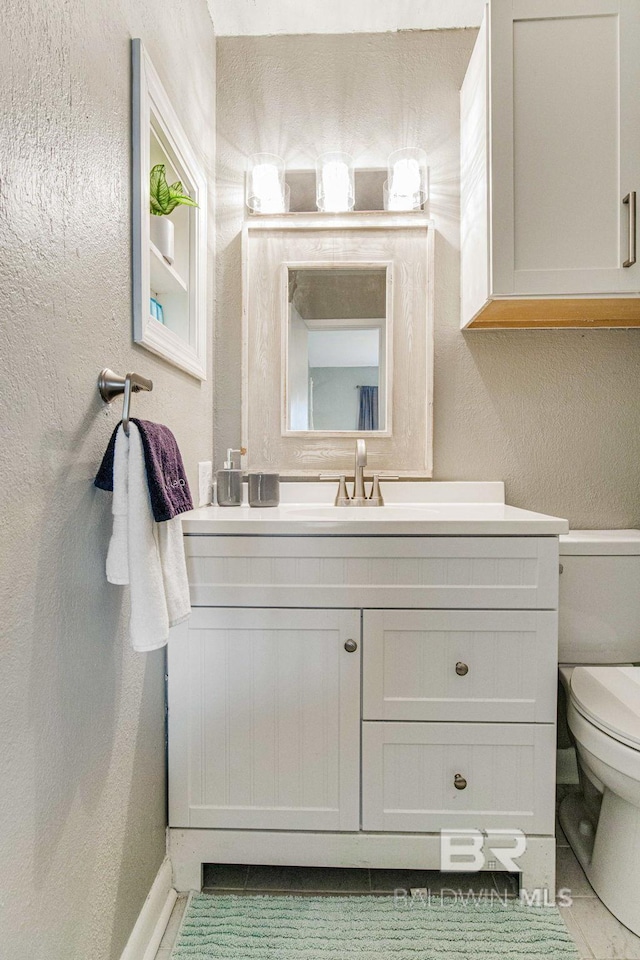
(98, 368), (153, 435)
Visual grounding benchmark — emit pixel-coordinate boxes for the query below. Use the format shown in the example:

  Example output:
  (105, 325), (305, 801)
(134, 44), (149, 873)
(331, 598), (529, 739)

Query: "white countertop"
(182, 482), (568, 536)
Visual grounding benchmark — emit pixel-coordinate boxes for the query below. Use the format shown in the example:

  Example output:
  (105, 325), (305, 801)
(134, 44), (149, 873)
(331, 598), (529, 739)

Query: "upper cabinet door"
(491, 0), (640, 297)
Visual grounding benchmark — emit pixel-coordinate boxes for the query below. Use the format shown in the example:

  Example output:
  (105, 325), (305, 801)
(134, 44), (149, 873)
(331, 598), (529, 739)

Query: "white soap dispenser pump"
(216, 448), (244, 506)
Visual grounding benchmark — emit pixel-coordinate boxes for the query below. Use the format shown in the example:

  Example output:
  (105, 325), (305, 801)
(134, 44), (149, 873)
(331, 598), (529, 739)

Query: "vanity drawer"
(361, 721), (555, 835)
(185, 536), (558, 609)
(363, 610), (557, 723)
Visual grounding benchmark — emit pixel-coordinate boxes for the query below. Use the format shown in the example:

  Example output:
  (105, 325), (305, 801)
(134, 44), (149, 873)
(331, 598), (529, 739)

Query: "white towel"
(157, 519), (191, 628)
(106, 423), (190, 651)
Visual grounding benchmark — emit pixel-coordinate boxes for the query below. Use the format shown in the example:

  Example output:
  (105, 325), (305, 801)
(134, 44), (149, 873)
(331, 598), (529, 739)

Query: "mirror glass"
(286, 267), (387, 432)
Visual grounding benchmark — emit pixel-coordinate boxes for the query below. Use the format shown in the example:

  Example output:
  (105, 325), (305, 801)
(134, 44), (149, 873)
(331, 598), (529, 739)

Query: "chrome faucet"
(351, 439), (368, 506)
(321, 440), (396, 506)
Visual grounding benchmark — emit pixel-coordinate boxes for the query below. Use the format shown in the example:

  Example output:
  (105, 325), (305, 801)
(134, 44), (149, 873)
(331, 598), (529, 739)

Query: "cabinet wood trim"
(464, 297), (640, 329)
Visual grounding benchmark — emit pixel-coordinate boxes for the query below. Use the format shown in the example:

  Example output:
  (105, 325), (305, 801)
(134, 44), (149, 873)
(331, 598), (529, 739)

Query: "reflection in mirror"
(286, 267), (388, 432)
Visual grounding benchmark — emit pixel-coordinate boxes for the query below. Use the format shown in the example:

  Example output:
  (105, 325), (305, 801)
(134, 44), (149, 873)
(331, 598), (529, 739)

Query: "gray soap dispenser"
(216, 448), (243, 506)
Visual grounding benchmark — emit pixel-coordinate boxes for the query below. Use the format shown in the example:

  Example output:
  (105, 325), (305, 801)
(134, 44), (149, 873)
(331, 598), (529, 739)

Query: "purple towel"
(95, 418), (193, 522)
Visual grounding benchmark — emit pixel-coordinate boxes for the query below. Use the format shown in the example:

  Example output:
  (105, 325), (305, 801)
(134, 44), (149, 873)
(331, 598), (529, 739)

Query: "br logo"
(440, 829), (571, 906)
(440, 829), (526, 872)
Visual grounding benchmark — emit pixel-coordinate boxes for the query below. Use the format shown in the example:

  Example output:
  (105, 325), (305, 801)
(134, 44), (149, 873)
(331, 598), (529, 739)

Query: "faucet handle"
(319, 474), (351, 506)
(368, 474), (399, 507)
(334, 475), (351, 506)
(369, 475), (384, 507)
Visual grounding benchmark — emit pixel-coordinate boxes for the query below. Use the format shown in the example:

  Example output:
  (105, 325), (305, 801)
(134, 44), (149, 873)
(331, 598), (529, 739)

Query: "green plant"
(150, 163), (198, 216)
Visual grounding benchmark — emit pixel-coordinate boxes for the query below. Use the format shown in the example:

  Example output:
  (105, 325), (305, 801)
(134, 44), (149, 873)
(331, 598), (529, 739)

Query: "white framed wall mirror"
(131, 39), (207, 379)
(243, 214), (434, 477)
(285, 264), (391, 435)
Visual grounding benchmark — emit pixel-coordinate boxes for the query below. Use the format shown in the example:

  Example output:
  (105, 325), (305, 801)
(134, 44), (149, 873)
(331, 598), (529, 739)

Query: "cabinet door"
(491, 0), (640, 296)
(363, 610), (557, 723)
(168, 608), (361, 831)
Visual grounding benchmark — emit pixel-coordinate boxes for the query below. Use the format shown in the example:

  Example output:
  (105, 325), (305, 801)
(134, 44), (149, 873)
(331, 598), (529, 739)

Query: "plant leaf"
(150, 164), (164, 213)
(150, 164), (171, 214)
(169, 179), (199, 208)
(150, 163), (198, 215)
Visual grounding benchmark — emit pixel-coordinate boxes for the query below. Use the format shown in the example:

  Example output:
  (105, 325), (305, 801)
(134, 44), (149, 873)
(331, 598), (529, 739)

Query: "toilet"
(558, 530), (640, 936)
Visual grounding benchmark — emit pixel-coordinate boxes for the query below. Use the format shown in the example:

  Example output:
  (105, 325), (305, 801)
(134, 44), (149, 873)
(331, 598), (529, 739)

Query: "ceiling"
(207, 0), (485, 37)
(292, 269), (386, 322)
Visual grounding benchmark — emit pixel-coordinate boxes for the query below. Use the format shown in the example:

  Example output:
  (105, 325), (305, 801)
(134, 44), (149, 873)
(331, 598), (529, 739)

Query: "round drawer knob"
(344, 639), (358, 653)
(455, 662), (469, 676)
(454, 774), (467, 790)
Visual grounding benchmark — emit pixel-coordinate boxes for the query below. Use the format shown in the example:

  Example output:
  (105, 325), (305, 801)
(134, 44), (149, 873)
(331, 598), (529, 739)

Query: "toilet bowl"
(558, 531), (640, 937)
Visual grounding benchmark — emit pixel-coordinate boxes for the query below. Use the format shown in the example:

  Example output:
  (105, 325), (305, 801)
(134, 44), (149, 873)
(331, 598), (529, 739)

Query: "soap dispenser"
(216, 448), (243, 506)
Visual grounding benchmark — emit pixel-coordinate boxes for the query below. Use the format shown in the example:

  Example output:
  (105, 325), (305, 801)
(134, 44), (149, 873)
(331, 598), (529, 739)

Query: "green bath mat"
(170, 893), (579, 960)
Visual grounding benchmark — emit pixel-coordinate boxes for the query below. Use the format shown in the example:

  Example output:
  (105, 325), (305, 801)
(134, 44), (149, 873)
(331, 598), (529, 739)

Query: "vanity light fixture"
(316, 152), (355, 213)
(385, 148), (428, 211)
(246, 153), (289, 214)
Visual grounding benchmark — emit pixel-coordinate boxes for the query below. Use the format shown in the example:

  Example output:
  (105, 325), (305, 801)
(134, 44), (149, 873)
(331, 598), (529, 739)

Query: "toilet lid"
(570, 666), (640, 750)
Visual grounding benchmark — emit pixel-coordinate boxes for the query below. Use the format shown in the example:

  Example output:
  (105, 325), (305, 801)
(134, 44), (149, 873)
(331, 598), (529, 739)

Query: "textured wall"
(216, 30), (640, 527)
(0, 2), (215, 958)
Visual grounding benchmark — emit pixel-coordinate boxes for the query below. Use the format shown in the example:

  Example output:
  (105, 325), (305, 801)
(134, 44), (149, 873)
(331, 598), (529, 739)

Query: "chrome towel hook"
(98, 368), (153, 435)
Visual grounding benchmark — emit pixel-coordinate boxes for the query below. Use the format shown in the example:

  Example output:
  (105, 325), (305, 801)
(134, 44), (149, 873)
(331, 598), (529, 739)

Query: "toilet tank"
(559, 530), (640, 664)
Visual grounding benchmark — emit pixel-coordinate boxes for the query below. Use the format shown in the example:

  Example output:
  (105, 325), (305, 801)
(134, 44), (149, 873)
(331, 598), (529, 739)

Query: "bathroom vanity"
(168, 483), (568, 894)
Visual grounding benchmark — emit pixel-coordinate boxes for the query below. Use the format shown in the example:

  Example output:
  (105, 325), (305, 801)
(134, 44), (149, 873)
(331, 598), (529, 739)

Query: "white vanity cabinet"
(461, 0), (640, 328)
(168, 527), (561, 895)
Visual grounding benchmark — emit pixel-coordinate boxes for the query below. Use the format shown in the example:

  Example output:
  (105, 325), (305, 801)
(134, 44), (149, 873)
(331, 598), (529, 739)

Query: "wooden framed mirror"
(242, 213), (434, 477)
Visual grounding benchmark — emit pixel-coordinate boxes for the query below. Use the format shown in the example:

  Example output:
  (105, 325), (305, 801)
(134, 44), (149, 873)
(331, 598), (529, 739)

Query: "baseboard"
(120, 856), (177, 960)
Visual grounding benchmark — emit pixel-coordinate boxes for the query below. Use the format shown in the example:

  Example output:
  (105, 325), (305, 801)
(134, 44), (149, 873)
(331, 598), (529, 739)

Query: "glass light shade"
(316, 152), (355, 213)
(247, 153), (288, 214)
(386, 148), (428, 211)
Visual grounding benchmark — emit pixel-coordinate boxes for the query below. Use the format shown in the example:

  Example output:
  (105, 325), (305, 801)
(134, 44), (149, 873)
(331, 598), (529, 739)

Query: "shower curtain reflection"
(357, 385), (379, 430)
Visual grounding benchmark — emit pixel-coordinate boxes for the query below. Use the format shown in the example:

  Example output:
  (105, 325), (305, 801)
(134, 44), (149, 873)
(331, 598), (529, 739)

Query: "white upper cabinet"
(461, 0), (640, 328)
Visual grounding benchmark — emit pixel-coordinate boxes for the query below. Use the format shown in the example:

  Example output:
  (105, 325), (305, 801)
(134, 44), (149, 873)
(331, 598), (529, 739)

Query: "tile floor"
(155, 809), (640, 959)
